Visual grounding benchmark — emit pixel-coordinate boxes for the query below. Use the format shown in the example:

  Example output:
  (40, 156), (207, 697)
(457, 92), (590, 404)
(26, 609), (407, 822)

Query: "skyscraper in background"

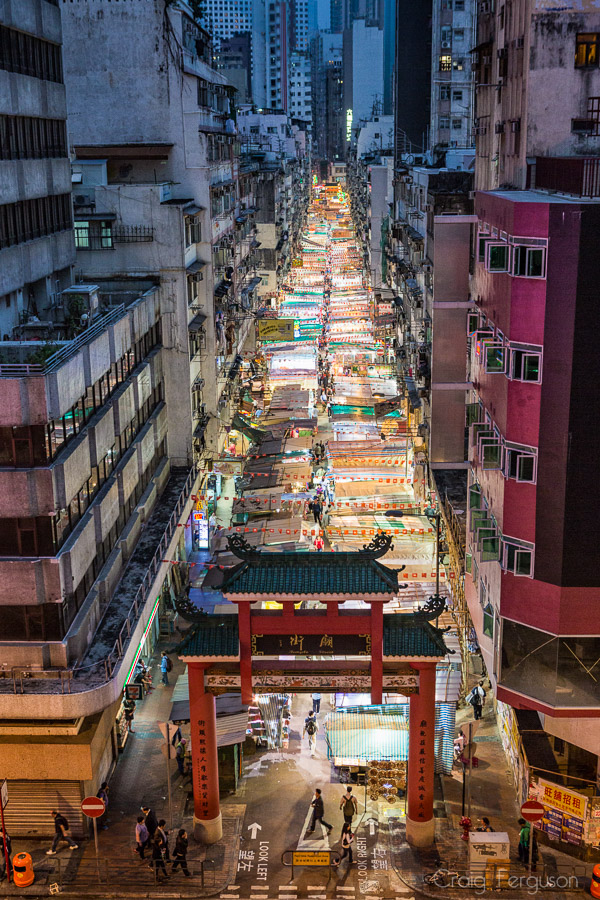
(394, 0), (432, 154)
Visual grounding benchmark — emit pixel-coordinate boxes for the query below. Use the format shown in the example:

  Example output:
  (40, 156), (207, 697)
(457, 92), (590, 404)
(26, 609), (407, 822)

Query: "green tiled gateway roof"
(383, 617), (448, 658)
(221, 551), (399, 596)
(179, 618), (239, 657)
(177, 615), (447, 659)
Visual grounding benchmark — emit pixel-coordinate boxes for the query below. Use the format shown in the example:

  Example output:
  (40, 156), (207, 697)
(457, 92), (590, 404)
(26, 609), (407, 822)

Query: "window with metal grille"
(587, 96), (600, 135)
(575, 33), (598, 68)
(0, 24), (63, 82)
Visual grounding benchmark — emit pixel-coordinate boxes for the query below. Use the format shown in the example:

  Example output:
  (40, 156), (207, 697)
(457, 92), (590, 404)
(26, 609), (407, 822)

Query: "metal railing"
(0, 306), (126, 378)
(0, 466), (197, 695)
(51, 855), (215, 889)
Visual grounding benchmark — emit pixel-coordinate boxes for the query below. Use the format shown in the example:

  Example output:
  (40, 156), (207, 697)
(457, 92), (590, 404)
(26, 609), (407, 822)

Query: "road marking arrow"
(248, 822), (262, 840)
(366, 818), (377, 836)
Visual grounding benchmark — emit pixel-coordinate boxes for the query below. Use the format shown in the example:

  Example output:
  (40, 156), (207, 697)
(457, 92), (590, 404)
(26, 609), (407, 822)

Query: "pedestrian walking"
(0, 829), (12, 882)
(306, 789), (333, 836)
(312, 499), (322, 525)
(135, 816), (149, 860)
(141, 805), (158, 838)
(150, 832), (169, 880)
(157, 820), (171, 862)
(171, 829), (191, 877)
(46, 810), (78, 855)
(453, 729), (466, 761)
(123, 697), (136, 732)
(314, 535), (324, 551)
(312, 692), (321, 714)
(517, 818), (538, 869)
(339, 823), (354, 864)
(160, 651), (172, 686)
(340, 786), (358, 824)
(466, 681), (486, 720)
(303, 710), (318, 756)
(175, 738), (187, 776)
(97, 781), (109, 830)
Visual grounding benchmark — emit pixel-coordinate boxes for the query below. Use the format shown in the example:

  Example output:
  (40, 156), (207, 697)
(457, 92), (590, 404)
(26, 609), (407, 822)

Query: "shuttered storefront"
(3, 780), (85, 838)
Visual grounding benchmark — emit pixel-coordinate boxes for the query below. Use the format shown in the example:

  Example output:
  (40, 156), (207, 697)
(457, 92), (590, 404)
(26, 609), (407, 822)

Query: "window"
(454, 29), (465, 40)
(441, 26), (452, 43)
(502, 536), (534, 577)
(74, 220), (113, 250)
(512, 244), (546, 278)
(453, 57), (465, 71)
(482, 603), (494, 638)
(0, 24), (63, 83)
(453, 90), (463, 101)
(439, 55), (452, 72)
(0, 116), (68, 161)
(485, 242), (510, 272)
(439, 116), (450, 129)
(504, 442), (537, 483)
(0, 194), (72, 250)
(440, 85), (451, 101)
(586, 96), (600, 135)
(483, 340), (506, 373)
(452, 118), (462, 129)
(510, 348), (542, 383)
(185, 214), (202, 246)
(455, 0), (464, 8)
(575, 33), (598, 68)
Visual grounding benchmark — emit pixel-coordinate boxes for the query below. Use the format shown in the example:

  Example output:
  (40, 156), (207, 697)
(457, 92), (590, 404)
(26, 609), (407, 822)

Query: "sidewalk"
(388, 700), (590, 898)
(0, 645), (242, 898)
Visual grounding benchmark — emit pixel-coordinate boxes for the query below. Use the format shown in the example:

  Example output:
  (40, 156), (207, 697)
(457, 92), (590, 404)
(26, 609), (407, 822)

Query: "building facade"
(393, 0), (432, 156)
(430, 0), (476, 150)
(0, 0), (75, 333)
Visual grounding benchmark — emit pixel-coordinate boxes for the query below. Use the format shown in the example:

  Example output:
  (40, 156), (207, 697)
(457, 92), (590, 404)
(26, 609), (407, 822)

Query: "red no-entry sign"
(81, 796), (105, 819)
(520, 799), (544, 822)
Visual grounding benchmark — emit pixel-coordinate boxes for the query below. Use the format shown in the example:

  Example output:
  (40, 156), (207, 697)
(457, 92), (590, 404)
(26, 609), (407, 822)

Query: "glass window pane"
(517, 455), (535, 482)
(523, 354), (540, 381)
(488, 244), (509, 271)
(527, 248), (544, 277)
(515, 549), (532, 576)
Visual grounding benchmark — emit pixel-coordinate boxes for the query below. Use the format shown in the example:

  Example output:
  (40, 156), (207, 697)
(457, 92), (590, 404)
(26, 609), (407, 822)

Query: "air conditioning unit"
(73, 189), (95, 208)
(510, 119), (521, 133)
(572, 118), (595, 134)
(441, 40), (451, 49)
(494, 121), (505, 134)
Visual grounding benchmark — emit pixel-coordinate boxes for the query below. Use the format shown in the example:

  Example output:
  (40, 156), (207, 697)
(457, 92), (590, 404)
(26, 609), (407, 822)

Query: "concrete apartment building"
(465, 0), (600, 818)
(0, 0), (75, 329)
(60, 0), (258, 462)
(0, 0), (253, 836)
(430, 0), (476, 150)
(237, 108), (311, 296)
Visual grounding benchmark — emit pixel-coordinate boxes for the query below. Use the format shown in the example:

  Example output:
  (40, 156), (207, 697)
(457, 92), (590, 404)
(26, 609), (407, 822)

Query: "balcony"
(534, 156), (600, 197)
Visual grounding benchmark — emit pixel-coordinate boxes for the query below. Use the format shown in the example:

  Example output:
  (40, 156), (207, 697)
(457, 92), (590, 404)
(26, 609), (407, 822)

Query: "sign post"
(81, 796), (106, 859)
(520, 800), (544, 873)
(1, 780), (9, 883)
(158, 722), (178, 828)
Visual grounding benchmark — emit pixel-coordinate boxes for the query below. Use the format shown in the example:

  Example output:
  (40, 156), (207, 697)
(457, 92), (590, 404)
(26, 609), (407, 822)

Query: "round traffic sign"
(81, 796), (105, 819)
(520, 799), (545, 822)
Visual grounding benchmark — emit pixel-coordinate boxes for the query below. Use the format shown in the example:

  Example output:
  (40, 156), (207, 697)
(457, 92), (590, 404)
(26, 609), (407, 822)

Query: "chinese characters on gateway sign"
(417, 719), (428, 819)
(195, 716), (210, 819)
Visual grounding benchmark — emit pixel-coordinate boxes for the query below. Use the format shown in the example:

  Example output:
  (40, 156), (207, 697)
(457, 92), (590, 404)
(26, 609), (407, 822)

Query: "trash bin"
(12, 852), (34, 887)
(590, 863), (600, 898)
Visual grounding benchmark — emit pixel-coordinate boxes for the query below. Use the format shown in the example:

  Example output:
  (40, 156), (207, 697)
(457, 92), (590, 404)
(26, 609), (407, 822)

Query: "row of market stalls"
(197, 182), (460, 783)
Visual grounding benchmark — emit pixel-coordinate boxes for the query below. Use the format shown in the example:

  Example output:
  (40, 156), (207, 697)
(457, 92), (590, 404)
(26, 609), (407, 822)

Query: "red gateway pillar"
(370, 601), (383, 705)
(237, 602), (253, 704)
(188, 662), (222, 843)
(406, 661), (436, 847)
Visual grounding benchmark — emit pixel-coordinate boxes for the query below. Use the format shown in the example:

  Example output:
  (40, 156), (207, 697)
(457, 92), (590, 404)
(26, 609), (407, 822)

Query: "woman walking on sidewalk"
(171, 829), (191, 877)
(339, 823), (354, 865)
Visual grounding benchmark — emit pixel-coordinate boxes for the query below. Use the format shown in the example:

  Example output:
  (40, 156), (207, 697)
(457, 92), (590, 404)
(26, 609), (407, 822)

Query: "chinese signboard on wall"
(531, 777), (588, 846)
(257, 319), (296, 341)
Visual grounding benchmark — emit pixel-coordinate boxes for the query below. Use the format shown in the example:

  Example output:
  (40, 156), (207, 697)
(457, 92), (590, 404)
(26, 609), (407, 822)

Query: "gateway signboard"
(250, 632), (371, 656)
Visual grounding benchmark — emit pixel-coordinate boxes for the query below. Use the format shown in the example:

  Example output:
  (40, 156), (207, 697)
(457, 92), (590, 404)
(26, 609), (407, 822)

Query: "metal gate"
(2, 780), (85, 838)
